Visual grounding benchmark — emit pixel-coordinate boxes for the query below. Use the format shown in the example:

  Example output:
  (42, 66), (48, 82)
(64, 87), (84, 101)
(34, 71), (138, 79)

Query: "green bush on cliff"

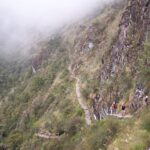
(4, 131), (24, 150)
(138, 35), (150, 84)
(31, 76), (45, 91)
(141, 112), (150, 132)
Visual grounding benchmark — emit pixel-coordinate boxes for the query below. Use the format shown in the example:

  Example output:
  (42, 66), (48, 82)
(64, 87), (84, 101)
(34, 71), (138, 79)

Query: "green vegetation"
(31, 76), (45, 91)
(82, 119), (120, 150)
(4, 131), (24, 150)
(0, 2), (150, 150)
(138, 35), (150, 85)
(141, 111), (150, 132)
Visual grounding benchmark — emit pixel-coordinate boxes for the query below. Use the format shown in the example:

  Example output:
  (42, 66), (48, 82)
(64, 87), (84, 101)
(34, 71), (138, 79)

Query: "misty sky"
(0, 0), (114, 54)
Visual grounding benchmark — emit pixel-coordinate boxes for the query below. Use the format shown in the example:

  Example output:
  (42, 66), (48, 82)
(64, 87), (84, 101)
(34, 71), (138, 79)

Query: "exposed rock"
(95, 0), (150, 116)
(88, 42), (94, 49)
(129, 85), (147, 112)
(32, 66), (36, 74)
(100, 0), (150, 82)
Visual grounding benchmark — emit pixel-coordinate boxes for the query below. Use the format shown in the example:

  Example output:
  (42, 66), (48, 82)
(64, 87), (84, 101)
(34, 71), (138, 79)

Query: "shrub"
(16, 92), (30, 103)
(141, 113), (150, 132)
(82, 76), (99, 99)
(65, 117), (83, 136)
(130, 131), (150, 150)
(75, 107), (84, 117)
(137, 38), (150, 83)
(85, 119), (120, 150)
(31, 76), (45, 91)
(119, 71), (133, 91)
(47, 72), (56, 84)
(4, 131), (24, 150)
(131, 144), (145, 150)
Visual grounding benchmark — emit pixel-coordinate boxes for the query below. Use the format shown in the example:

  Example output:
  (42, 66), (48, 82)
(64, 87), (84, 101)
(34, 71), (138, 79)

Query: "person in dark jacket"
(121, 104), (126, 116)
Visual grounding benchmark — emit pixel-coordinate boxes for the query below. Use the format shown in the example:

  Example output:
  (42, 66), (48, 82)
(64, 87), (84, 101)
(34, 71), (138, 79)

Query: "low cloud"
(0, 0), (115, 55)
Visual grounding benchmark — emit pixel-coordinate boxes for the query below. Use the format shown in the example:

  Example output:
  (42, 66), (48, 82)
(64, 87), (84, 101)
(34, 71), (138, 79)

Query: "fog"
(0, 0), (115, 55)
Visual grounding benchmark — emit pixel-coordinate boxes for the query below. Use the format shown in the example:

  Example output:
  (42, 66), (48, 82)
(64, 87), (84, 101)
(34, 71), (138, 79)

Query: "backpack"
(122, 105), (126, 110)
(112, 104), (117, 109)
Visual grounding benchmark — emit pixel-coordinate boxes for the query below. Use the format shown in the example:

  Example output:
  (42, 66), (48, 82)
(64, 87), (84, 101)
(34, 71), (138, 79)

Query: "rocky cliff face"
(101, 0), (150, 82)
(0, 0), (150, 149)
(92, 0), (150, 119)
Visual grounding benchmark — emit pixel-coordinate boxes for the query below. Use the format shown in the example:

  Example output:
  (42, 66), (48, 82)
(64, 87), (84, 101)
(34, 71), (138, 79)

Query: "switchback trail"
(75, 77), (92, 125)
(68, 66), (92, 125)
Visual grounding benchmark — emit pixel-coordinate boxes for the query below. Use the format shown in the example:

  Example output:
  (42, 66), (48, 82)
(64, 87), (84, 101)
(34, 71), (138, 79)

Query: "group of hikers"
(110, 101), (126, 116)
(110, 94), (149, 116)
(92, 90), (149, 120)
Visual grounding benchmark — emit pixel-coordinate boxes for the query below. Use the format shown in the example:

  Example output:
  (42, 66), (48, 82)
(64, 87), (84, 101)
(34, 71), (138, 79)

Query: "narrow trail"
(68, 66), (92, 125)
(75, 78), (92, 125)
(99, 106), (133, 120)
(35, 133), (60, 140)
(108, 114), (132, 119)
(68, 65), (133, 124)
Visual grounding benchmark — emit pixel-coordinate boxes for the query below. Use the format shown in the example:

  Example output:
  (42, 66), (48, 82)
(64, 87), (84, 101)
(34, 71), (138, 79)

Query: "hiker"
(96, 94), (100, 100)
(121, 104), (126, 116)
(110, 102), (117, 114)
(143, 95), (149, 106)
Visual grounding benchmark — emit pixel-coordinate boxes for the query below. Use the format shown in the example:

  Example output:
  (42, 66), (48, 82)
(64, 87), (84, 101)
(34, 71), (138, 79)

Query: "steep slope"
(69, 65), (92, 125)
(93, 0), (150, 119)
(0, 0), (150, 150)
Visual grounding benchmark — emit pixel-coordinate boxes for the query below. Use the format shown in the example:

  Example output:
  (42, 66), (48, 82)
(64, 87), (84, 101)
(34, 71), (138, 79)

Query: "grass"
(0, 3), (150, 150)
(141, 110), (150, 132)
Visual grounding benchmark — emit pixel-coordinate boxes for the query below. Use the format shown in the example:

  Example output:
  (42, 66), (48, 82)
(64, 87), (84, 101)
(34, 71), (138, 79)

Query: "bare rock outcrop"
(100, 0), (150, 82)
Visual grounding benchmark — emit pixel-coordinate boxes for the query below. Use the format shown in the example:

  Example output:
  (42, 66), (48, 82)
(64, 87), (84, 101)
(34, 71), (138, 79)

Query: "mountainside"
(0, 0), (150, 150)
